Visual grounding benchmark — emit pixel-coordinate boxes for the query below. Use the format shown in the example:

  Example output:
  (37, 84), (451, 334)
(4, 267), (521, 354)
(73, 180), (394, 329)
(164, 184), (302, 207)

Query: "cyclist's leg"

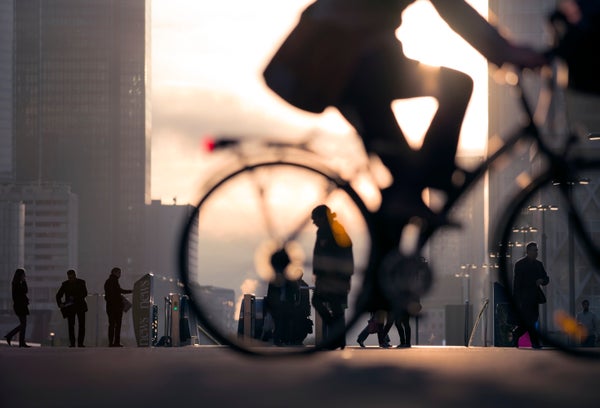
(418, 68), (473, 190)
(338, 40), (473, 193)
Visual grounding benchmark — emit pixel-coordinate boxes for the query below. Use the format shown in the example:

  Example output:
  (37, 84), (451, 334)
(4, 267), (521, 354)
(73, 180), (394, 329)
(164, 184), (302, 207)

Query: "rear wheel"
(496, 159), (600, 358)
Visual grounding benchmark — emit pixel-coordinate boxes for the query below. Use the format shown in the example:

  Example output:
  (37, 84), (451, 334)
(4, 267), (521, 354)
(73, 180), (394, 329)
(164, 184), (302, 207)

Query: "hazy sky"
(150, 0), (489, 204)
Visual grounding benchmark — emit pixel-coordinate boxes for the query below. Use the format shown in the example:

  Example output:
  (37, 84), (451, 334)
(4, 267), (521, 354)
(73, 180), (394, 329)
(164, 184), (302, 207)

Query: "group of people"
(4, 267), (132, 348)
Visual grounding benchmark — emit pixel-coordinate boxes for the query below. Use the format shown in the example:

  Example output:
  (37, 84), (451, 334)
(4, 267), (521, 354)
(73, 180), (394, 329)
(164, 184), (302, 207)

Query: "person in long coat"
(104, 267), (132, 347)
(4, 269), (30, 347)
(56, 269), (89, 347)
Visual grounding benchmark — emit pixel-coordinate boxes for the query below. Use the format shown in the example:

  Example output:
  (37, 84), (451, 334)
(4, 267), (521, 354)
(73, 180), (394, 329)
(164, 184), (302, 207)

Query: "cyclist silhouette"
(264, 0), (546, 223)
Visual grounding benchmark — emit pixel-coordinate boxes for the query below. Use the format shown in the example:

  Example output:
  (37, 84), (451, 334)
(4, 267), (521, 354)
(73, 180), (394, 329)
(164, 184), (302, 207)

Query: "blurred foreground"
(1, 345), (599, 407)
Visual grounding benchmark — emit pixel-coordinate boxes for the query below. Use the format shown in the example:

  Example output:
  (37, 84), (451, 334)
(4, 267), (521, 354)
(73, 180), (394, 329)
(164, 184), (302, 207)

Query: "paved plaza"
(1, 345), (599, 407)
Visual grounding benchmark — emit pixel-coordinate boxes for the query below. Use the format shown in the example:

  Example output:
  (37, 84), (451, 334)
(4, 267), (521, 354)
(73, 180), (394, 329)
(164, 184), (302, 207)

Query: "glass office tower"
(14, 0), (151, 289)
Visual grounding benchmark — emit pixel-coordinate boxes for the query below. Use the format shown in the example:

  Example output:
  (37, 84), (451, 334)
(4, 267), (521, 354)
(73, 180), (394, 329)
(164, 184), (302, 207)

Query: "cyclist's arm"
(430, 0), (546, 68)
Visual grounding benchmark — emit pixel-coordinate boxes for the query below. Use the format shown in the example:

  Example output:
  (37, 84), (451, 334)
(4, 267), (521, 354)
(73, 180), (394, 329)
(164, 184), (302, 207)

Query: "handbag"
(367, 319), (379, 334)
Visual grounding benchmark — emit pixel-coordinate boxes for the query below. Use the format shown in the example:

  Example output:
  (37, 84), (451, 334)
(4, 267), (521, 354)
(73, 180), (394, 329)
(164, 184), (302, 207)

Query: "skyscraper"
(14, 0), (151, 289)
(0, 0), (14, 182)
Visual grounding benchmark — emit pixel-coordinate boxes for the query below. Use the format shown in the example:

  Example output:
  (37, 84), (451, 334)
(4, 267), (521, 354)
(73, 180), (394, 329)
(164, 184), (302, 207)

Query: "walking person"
(383, 310), (413, 348)
(382, 257), (425, 348)
(512, 242), (549, 349)
(356, 311), (391, 348)
(104, 267), (132, 347)
(311, 204), (354, 350)
(56, 269), (88, 347)
(576, 299), (597, 347)
(4, 268), (31, 347)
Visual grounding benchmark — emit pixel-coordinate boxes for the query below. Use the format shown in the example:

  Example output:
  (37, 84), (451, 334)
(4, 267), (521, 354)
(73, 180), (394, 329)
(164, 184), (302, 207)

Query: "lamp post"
(481, 262), (498, 347)
(457, 264), (476, 346)
(527, 204), (558, 329)
(552, 178), (590, 317)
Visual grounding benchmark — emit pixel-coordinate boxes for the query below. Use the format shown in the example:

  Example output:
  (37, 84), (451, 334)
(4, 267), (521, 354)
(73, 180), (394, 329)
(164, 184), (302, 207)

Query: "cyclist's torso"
(307, 0), (414, 31)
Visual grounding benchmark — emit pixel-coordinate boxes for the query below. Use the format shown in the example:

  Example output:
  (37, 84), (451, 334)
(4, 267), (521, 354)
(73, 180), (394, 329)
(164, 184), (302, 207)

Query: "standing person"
(4, 269), (30, 347)
(104, 267), (132, 347)
(311, 204), (354, 350)
(576, 299), (598, 347)
(56, 269), (88, 347)
(512, 242), (549, 349)
(265, 249), (299, 346)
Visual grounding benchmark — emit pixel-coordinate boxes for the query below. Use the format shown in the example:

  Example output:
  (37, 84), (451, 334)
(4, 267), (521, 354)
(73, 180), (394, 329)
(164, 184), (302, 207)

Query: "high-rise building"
(488, 0), (600, 340)
(0, 200), (24, 311)
(14, 0), (151, 290)
(144, 200), (198, 282)
(0, 182), (78, 342)
(0, 0), (15, 182)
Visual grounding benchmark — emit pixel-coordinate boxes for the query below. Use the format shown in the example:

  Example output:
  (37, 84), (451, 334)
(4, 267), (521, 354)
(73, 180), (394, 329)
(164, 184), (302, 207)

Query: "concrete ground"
(1, 345), (599, 407)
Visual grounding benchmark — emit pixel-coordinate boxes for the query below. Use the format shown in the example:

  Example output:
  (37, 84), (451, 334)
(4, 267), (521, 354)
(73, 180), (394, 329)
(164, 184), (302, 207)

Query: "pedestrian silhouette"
(4, 268), (30, 347)
(104, 267), (132, 347)
(311, 204), (353, 349)
(265, 248), (300, 346)
(56, 269), (88, 347)
(512, 242), (549, 348)
(356, 311), (391, 348)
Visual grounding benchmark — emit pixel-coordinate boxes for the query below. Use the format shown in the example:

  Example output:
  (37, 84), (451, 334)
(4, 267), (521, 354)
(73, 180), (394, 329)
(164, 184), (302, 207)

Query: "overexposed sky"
(151, 0), (489, 203)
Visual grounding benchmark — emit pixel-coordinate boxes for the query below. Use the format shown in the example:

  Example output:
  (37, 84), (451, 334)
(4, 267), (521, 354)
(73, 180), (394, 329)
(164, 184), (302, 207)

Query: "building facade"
(0, 182), (78, 343)
(14, 0), (151, 291)
(0, 0), (15, 182)
(488, 0), (600, 341)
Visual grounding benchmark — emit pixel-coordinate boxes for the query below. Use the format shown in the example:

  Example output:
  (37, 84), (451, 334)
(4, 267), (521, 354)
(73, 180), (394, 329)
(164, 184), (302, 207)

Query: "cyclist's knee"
(441, 69), (473, 98)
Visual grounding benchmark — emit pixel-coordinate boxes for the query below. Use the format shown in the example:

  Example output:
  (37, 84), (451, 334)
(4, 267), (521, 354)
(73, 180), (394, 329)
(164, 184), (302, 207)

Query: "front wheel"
(178, 160), (375, 356)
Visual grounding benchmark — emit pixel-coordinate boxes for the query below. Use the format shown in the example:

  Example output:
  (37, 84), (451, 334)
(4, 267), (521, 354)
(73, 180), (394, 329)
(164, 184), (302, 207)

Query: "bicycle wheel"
(178, 160), (375, 356)
(495, 158), (600, 359)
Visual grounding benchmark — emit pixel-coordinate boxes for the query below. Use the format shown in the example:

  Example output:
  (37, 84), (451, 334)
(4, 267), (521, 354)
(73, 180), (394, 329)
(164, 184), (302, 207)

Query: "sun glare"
(396, 0), (489, 154)
(152, 0), (490, 203)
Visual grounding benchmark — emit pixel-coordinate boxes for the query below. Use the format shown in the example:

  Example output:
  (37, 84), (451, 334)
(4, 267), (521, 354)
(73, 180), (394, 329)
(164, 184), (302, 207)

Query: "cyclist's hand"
(506, 45), (548, 69)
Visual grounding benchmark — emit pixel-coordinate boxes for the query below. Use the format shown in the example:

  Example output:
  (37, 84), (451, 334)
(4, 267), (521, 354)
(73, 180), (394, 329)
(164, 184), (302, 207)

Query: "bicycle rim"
(178, 160), (375, 356)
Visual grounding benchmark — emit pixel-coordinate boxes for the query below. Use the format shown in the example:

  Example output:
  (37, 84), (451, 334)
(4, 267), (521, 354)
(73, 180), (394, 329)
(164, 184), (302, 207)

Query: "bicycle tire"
(495, 158), (600, 359)
(178, 159), (376, 356)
